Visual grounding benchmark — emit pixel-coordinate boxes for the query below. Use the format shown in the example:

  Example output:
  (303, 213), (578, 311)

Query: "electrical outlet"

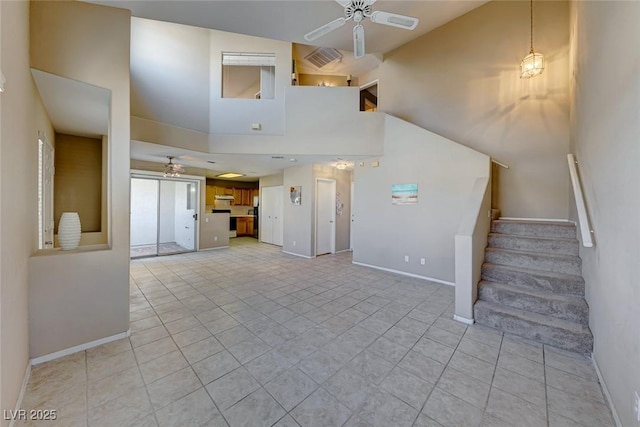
(404, 255), (409, 262)
(214, 236), (218, 241)
(293, 241), (296, 246)
(634, 391), (640, 422)
(420, 258), (426, 265)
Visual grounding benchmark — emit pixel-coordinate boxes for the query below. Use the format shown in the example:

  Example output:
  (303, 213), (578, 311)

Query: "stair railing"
(567, 154), (594, 248)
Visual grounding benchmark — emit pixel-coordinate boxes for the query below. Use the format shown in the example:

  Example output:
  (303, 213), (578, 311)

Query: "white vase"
(58, 212), (81, 250)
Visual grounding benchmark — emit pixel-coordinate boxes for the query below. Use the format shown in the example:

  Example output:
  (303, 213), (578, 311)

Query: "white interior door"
(316, 179), (336, 256)
(350, 181), (354, 251)
(261, 185), (283, 246)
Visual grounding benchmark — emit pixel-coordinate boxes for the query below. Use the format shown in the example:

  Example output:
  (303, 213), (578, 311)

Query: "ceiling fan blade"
(369, 11), (419, 30)
(353, 24), (365, 59)
(335, 0), (351, 7)
(304, 17), (346, 41)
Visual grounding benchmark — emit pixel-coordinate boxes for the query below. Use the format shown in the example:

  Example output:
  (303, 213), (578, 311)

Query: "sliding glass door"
(130, 177), (198, 258)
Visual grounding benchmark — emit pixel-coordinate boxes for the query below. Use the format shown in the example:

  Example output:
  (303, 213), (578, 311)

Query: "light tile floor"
(18, 238), (615, 426)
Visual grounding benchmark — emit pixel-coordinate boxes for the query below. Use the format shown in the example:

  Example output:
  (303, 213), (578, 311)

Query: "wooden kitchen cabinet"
(236, 217), (248, 235)
(241, 189), (252, 206)
(246, 217), (254, 234)
(232, 188), (242, 205)
(205, 185), (216, 205)
(252, 189), (259, 204)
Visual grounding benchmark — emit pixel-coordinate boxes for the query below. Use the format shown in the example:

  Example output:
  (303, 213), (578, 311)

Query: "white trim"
(335, 249), (351, 254)
(499, 217), (572, 222)
(282, 250), (314, 259)
(31, 330), (130, 366)
(198, 246), (230, 251)
(453, 314), (475, 325)
(8, 363), (31, 427)
(592, 355), (623, 427)
(359, 78), (378, 90)
(352, 261), (455, 286)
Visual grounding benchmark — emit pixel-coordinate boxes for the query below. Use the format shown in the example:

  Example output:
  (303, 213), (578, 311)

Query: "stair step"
(482, 263), (584, 296)
(474, 301), (593, 354)
(478, 281), (588, 324)
(485, 247), (581, 276)
(488, 233), (579, 256)
(491, 220), (576, 239)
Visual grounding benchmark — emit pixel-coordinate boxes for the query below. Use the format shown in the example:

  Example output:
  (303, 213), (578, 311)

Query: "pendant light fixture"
(520, 0), (544, 78)
(163, 156), (184, 177)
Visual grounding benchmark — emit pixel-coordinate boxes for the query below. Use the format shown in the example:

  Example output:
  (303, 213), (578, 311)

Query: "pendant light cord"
(530, 0), (534, 53)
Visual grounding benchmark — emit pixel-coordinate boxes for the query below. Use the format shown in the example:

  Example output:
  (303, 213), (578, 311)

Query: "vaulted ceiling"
(83, 1), (489, 179)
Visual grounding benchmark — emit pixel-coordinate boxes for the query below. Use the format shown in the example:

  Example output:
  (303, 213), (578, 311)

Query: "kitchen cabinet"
(252, 189), (260, 204)
(206, 185), (216, 205)
(236, 217), (248, 235)
(232, 188), (242, 205)
(235, 216), (255, 236)
(241, 189), (252, 206)
(206, 183), (259, 206)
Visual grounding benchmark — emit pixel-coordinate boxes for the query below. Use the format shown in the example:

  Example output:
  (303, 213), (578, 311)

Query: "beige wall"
(380, 0), (571, 219)
(54, 133), (102, 233)
(570, 2), (640, 425)
(0, 1), (39, 421)
(353, 115), (490, 283)
(28, 1), (131, 358)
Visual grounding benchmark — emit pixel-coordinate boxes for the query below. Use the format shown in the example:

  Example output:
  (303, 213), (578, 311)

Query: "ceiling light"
(289, 158), (297, 162)
(163, 156), (184, 177)
(216, 172), (245, 179)
(521, 0), (544, 78)
(335, 161), (348, 170)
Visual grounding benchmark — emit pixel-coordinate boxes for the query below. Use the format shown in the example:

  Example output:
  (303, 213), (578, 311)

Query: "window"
(38, 135), (55, 249)
(222, 52), (275, 99)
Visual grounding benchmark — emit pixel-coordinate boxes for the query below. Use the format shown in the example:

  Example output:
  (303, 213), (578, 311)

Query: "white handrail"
(491, 159), (509, 169)
(567, 154), (594, 247)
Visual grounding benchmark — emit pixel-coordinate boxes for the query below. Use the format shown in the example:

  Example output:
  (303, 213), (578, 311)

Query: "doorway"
(360, 80), (378, 112)
(130, 177), (198, 258)
(316, 179), (336, 256)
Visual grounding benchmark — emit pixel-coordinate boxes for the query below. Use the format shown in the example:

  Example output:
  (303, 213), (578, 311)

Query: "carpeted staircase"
(474, 219), (593, 354)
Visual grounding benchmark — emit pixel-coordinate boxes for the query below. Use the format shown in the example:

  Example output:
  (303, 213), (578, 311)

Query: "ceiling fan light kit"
(304, 0), (419, 59)
(163, 156), (185, 177)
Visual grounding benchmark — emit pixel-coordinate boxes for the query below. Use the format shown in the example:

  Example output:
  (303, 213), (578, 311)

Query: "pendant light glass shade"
(521, 50), (545, 78)
(521, 0), (544, 78)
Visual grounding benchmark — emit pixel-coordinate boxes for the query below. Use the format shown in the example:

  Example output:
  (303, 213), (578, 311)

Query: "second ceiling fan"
(304, 0), (419, 59)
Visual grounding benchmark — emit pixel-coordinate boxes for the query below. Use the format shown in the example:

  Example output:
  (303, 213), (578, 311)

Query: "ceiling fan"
(164, 156), (185, 177)
(304, 0), (419, 59)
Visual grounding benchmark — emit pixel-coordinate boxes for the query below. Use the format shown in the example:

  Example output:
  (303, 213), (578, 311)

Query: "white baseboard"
(453, 314), (475, 325)
(31, 329), (131, 366)
(351, 261), (455, 286)
(282, 250), (314, 259)
(334, 249), (351, 254)
(592, 354), (623, 427)
(199, 246), (230, 251)
(499, 217), (572, 223)
(8, 363), (31, 427)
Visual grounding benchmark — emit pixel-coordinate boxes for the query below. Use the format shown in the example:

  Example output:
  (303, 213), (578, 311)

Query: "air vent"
(304, 47), (343, 69)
